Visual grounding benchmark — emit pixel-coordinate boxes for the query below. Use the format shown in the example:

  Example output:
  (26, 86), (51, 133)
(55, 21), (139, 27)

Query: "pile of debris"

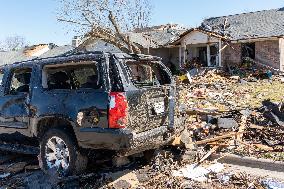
(177, 67), (284, 160)
(179, 68), (284, 111)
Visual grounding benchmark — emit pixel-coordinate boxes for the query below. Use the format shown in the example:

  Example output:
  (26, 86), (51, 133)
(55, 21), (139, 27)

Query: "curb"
(211, 153), (284, 172)
(183, 151), (284, 172)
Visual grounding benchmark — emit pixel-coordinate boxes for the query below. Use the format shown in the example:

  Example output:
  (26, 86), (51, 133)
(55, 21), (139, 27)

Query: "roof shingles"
(201, 8), (284, 40)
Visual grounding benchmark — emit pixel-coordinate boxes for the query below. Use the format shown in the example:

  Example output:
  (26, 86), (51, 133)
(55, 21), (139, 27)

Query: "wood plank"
(192, 132), (244, 145)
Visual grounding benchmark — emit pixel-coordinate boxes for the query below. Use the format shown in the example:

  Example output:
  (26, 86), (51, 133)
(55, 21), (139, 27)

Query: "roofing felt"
(201, 7), (284, 40)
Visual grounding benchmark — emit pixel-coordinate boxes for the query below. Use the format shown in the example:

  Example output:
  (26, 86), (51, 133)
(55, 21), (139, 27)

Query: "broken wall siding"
(182, 30), (219, 45)
(149, 47), (180, 72)
(222, 43), (242, 66)
(255, 40), (280, 69)
(279, 38), (284, 71)
(149, 48), (170, 65)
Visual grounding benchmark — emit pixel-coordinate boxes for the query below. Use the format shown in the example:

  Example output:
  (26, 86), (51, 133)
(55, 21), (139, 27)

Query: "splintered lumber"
(206, 142), (232, 146)
(253, 144), (274, 151)
(171, 136), (181, 146)
(185, 108), (224, 116)
(197, 146), (219, 165)
(193, 132), (243, 145)
(249, 124), (265, 130)
(237, 115), (247, 141)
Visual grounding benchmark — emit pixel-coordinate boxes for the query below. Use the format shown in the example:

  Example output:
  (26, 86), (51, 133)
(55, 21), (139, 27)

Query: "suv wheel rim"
(45, 136), (70, 171)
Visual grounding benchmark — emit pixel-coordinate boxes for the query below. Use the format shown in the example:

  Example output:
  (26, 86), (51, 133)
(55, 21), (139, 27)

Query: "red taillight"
(108, 92), (128, 129)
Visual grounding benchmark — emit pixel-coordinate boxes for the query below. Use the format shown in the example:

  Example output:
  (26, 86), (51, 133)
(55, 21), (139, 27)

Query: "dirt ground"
(0, 147), (281, 189)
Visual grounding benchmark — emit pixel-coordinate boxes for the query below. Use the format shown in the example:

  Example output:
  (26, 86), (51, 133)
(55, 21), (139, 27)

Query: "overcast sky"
(0, 0), (283, 45)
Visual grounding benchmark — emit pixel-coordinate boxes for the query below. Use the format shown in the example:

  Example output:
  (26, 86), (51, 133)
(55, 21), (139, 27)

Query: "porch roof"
(170, 28), (227, 46)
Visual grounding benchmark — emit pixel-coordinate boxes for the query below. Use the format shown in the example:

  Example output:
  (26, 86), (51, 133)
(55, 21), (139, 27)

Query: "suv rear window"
(42, 62), (101, 90)
(126, 61), (171, 87)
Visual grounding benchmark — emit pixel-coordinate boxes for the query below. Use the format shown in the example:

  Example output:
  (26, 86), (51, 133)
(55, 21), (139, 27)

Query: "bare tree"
(0, 35), (27, 51)
(58, 0), (153, 53)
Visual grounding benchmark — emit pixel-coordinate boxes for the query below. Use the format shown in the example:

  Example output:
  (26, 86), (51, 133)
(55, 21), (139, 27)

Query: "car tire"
(39, 128), (88, 176)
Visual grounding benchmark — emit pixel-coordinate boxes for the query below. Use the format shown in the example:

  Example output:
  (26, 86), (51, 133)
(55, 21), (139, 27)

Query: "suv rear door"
(112, 57), (174, 133)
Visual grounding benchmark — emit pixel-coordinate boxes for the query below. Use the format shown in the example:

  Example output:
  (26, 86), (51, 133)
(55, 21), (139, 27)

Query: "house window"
(241, 43), (255, 59)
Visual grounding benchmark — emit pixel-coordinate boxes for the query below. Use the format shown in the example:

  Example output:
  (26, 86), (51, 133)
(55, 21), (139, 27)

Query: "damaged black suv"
(0, 51), (179, 175)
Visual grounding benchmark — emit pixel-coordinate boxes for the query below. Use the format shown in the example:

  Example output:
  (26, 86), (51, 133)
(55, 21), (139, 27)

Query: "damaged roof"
(130, 27), (186, 48)
(0, 39), (122, 65)
(201, 7), (284, 41)
(0, 24), (185, 65)
(0, 45), (73, 65)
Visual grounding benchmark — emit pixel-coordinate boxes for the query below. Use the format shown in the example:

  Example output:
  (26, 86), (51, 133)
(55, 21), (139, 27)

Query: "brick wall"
(255, 40), (280, 69)
(221, 40), (281, 70)
(222, 43), (242, 66)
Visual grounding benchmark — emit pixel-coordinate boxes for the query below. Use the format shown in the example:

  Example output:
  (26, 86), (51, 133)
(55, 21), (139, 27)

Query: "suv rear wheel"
(39, 128), (87, 176)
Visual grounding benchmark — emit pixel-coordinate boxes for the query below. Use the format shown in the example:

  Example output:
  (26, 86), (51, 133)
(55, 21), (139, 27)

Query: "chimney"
(72, 36), (82, 48)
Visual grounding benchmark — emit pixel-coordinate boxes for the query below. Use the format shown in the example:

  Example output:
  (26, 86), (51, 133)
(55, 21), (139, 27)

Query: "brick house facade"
(171, 8), (284, 71)
(222, 39), (282, 70)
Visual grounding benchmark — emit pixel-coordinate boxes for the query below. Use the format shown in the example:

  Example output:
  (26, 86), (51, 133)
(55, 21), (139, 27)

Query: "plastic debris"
(262, 178), (284, 189)
(172, 163), (225, 182)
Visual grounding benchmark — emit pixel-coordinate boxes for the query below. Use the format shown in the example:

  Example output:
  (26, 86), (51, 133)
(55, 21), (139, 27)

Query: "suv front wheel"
(39, 128), (87, 176)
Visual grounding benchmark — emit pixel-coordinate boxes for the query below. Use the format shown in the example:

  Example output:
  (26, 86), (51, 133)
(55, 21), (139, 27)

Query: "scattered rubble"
(0, 67), (283, 188)
(178, 67), (284, 160)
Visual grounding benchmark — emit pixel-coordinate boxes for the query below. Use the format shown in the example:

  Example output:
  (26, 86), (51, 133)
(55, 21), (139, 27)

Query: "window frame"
(41, 61), (102, 92)
(125, 60), (172, 88)
(0, 69), (4, 86)
(241, 42), (256, 60)
(5, 67), (33, 96)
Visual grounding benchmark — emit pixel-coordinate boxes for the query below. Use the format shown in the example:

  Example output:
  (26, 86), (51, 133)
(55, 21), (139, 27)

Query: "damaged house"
(171, 7), (284, 71)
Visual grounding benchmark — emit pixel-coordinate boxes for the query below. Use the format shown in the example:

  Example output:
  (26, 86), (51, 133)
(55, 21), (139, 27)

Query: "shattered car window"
(126, 61), (171, 87)
(9, 68), (32, 94)
(0, 70), (3, 85)
(43, 63), (100, 90)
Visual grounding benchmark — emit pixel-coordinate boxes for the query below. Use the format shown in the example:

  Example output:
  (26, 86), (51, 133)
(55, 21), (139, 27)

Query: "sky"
(0, 0), (283, 46)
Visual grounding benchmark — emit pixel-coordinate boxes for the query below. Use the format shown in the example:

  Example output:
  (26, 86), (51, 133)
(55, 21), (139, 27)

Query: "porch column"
(218, 40), (222, 67)
(179, 46), (182, 69)
(207, 44), (211, 67)
(179, 43), (186, 69)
